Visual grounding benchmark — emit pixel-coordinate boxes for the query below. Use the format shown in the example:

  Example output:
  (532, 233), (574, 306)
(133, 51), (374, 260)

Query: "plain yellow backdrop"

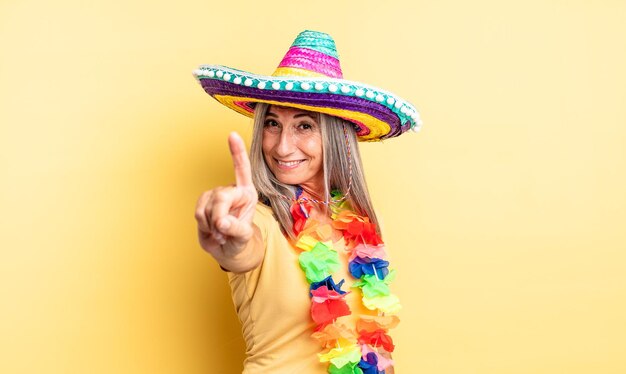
(1, 0), (625, 373)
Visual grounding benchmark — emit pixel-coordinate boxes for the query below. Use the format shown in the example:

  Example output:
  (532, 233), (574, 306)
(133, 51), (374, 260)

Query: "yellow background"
(2, 0), (625, 372)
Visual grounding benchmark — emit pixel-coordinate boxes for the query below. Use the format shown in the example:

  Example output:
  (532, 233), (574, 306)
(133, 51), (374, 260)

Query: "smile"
(276, 159), (305, 169)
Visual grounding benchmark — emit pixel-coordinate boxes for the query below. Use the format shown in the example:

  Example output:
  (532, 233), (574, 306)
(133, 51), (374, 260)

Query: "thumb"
(217, 215), (253, 242)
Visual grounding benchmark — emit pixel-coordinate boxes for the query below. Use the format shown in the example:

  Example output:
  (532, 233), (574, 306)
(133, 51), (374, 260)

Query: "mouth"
(275, 159), (305, 170)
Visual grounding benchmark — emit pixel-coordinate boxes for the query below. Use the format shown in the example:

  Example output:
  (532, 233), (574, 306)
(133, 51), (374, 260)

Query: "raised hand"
(195, 132), (261, 271)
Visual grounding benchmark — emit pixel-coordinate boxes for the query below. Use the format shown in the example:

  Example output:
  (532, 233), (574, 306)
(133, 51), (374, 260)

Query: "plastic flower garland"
(291, 190), (401, 374)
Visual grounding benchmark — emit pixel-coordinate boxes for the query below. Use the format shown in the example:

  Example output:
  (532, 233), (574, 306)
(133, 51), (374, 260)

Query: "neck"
(298, 171), (325, 200)
(299, 185), (324, 202)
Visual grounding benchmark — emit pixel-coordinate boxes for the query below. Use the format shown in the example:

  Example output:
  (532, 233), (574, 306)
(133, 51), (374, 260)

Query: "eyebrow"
(266, 111), (318, 120)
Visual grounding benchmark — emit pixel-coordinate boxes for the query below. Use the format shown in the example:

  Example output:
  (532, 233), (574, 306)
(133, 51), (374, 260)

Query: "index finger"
(228, 132), (253, 187)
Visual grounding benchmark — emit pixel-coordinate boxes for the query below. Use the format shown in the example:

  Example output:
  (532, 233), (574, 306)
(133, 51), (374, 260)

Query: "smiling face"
(261, 105), (324, 192)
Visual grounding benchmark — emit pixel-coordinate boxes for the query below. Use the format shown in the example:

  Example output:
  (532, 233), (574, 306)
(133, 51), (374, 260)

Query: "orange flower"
(356, 315), (400, 333)
(311, 322), (356, 348)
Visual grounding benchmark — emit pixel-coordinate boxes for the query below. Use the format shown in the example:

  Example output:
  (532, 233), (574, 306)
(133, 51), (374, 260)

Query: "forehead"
(266, 105), (318, 119)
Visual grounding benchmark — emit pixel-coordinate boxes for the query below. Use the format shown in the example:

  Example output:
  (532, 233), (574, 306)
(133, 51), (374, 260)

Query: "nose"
(275, 128), (296, 156)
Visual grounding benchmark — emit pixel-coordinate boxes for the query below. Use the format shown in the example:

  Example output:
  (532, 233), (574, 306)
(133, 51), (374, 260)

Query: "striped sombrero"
(193, 30), (422, 142)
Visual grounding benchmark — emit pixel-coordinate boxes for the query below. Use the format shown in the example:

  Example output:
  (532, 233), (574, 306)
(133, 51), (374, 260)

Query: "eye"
(298, 122), (314, 131)
(264, 119), (279, 127)
(263, 119), (281, 133)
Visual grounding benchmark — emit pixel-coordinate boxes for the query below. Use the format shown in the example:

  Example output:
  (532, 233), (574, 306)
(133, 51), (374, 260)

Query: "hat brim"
(194, 65), (421, 142)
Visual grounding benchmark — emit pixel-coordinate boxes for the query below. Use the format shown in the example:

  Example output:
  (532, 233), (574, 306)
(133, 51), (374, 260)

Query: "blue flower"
(309, 276), (346, 297)
(358, 352), (383, 374)
(349, 257), (389, 279)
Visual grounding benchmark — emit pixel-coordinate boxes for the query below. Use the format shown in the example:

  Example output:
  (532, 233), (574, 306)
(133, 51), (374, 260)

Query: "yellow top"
(227, 203), (372, 373)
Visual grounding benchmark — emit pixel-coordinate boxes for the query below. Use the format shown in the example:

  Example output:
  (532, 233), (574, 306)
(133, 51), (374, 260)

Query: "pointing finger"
(211, 187), (242, 232)
(228, 132), (253, 187)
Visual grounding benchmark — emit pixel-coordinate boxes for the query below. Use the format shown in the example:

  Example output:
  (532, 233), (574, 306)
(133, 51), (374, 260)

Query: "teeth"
(278, 160), (303, 167)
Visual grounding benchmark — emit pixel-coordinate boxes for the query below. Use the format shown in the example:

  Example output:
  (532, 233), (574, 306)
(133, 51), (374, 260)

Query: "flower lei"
(290, 189), (401, 374)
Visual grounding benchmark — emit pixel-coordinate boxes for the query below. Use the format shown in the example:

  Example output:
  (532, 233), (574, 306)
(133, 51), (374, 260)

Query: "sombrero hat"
(193, 30), (422, 142)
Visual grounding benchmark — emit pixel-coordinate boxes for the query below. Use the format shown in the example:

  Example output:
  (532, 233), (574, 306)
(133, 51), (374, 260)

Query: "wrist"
(215, 224), (263, 273)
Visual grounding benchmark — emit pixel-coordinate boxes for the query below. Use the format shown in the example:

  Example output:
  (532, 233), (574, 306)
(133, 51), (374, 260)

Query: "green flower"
(299, 242), (340, 283)
(352, 269), (396, 298)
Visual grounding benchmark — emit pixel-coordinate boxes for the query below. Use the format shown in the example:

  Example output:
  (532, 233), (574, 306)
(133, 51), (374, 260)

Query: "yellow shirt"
(227, 203), (372, 373)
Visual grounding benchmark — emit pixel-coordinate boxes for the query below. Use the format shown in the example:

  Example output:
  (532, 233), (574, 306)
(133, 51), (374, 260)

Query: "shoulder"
(253, 201), (275, 221)
(252, 202), (279, 243)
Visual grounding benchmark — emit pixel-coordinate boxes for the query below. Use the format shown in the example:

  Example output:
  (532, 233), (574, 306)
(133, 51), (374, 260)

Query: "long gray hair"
(249, 103), (380, 240)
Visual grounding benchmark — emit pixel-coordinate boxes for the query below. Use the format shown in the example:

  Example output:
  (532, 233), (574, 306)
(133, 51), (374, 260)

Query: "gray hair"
(249, 103), (380, 240)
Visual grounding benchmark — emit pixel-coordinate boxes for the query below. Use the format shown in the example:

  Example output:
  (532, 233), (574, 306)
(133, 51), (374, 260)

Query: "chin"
(271, 169), (314, 186)
(274, 174), (306, 186)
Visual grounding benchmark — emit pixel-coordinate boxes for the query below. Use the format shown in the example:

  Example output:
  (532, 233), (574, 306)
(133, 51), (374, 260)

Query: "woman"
(193, 30), (421, 374)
